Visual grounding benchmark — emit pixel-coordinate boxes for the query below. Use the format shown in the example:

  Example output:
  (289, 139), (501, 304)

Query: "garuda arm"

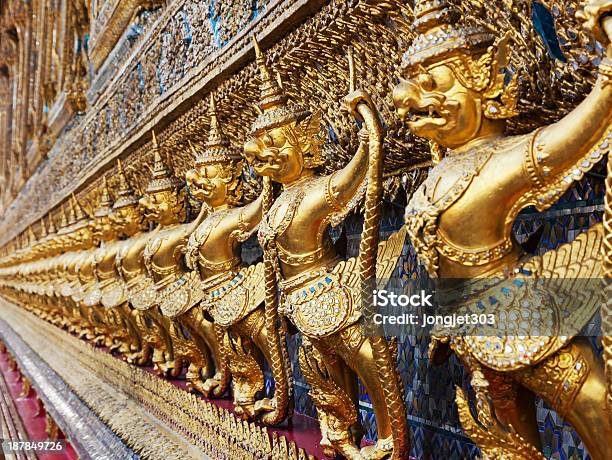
(523, 14), (612, 211)
(326, 125), (369, 218)
(230, 177), (271, 243)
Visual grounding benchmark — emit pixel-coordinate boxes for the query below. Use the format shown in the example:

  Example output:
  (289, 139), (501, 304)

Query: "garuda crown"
(144, 131), (183, 194)
(250, 37), (310, 135)
(93, 176), (113, 218)
(113, 159), (139, 210)
(403, 0), (519, 120)
(47, 213), (57, 235)
(192, 94), (241, 166)
(250, 37), (323, 168)
(57, 203), (69, 235)
(70, 194), (90, 231)
(402, 0), (495, 71)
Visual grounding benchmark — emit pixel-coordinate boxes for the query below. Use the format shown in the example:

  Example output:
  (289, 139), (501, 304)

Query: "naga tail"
(355, 95), (410, 458)
(260, 178), (292, 426)
(604, 137), (612, 424)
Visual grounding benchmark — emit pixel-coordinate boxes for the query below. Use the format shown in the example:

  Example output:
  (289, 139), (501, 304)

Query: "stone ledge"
(0, 297), (317, 459)
(0, 322), (137, 459)
(0, 299), (202, 460)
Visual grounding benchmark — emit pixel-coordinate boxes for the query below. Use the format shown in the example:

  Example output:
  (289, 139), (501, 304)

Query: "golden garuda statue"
(59, 196), (97, 337)
(31, 211), (66, 326)
(117, 134), (190, 377)
(111, 159), (161, 366)
(242, 38), (409, 459)
(96, 160), (150, 359)
(182, 94), (279, 418)
(393, 0), (612, 458)
(138, 131), (228, 397)
(45, 196), (93, 339)
(77, 177), (120, 347)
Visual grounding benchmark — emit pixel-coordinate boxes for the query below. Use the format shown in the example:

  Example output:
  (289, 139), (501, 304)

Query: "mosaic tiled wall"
(2, 0), (279, 246)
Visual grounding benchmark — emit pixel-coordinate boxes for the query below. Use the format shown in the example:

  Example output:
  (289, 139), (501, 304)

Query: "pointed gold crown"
(71, 194), (90, 231)
(113, 159), (139, 209)
(27, 226), (36, 246)
(58, 204), (69, 233)
(250, 36), (309, 134)
(94, 176), (113, 218)
(73, 194), (87, 222)
(192, 94), (241, 166)
(401, 0), (495, 72)
(145, 130), (182, 193)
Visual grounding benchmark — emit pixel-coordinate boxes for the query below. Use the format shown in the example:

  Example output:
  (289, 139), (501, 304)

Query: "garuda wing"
(334, 225), (408, 289)
(443, 223), (603, 372)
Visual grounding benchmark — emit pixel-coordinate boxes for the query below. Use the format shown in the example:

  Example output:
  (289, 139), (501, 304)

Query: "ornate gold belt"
(435, 232), (514, 267)
(198, 256), (240, 273)
(278, 256), (340, 293)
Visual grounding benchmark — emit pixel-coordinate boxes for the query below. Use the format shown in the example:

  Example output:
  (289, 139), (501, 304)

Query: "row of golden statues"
(0, 1), (611, 459)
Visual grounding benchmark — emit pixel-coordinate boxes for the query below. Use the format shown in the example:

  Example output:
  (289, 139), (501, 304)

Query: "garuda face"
(185, 162), (241, 208)
(138, 189), (186, 226)
(393, 29), (519, 152)
(110, 204), (146, 238)
(72, 224), (94, 250)
(393, 63), (485, 149)
(244, 126), (301, 183)
(92, 214), (117, 243)
(243, 116), (324, 185)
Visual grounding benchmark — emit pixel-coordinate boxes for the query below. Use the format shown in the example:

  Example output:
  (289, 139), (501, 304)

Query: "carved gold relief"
(394, 0), (612, 458)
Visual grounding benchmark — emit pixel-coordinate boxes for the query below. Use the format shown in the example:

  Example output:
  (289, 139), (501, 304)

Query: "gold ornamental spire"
(94, 176), (113, 217)
(59, 204), (69, 229)
(67, 197), (77, 225)
(192, 94), (240, 166)
(253, 36), (288, 112)
(113, 159), (139, 209)
(206, 93), (227, 148)
(145, 130), (182, 193)
(47, 214), (57, 235)
(72, 194), (87, 222)
(250, 36), (308, 134)
(39, 218), (48, 238)
(27, 226), (36, 246)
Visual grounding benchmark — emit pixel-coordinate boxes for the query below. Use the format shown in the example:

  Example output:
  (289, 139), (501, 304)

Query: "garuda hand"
(577, 0), (612, 46)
